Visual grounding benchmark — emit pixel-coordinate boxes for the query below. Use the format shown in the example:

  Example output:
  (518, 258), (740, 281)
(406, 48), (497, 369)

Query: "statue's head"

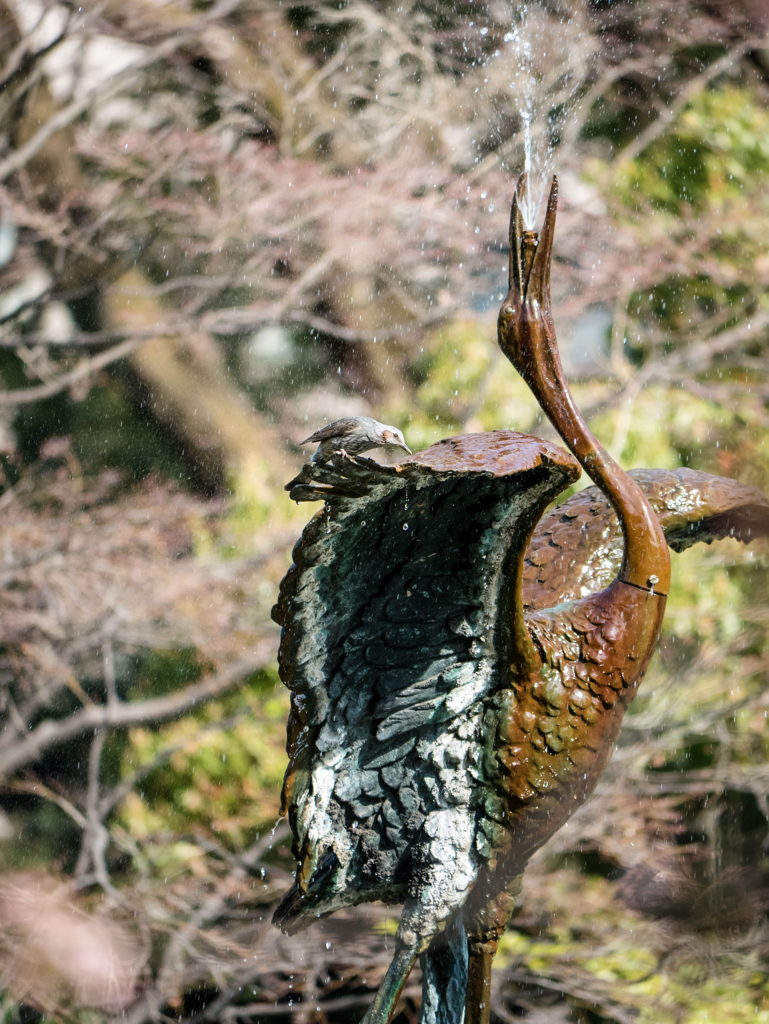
(497, 174), (559, 383)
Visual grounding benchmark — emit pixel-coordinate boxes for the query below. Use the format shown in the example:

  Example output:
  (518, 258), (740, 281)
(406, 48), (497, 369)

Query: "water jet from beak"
(521, 229), (538, 284)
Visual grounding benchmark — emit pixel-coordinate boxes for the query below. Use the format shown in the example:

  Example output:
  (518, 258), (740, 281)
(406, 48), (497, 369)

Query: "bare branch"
(103, 641), (118, 709)
(0, 302), (454, 355)
(0, 778), (87, 828)
(0, 337), (142, 405)
(0, 79), (134, 184)
(157, 819), (291, 996)
(0, 647), (275, 778)
(0, 7), (54, 93)
(74, 727), (120, 897)
(618, 39), (762, 162)
(0, 326), (184, 349)
(0, 0), (249, 183)
(219, 992), (377, 1019)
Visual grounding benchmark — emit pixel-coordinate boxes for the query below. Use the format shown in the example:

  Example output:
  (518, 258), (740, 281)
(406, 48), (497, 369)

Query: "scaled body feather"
(523, 468), (769, 611)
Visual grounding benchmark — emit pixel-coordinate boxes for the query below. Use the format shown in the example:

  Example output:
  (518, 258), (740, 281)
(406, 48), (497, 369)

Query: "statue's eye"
(501, 305), (514, 320)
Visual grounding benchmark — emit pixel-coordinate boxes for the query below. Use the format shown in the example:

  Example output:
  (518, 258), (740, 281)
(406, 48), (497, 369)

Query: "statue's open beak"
(497, 174), (560, 395)
(508, 173), (558, 313)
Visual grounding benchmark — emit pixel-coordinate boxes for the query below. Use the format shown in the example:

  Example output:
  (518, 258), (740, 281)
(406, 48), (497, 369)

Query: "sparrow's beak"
(397, 441), (412, 455)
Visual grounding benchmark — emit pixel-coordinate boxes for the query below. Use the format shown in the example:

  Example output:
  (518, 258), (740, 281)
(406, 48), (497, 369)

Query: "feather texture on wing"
(523, 468), (769, 612)
(301, 418), (365, 444)
(272, 432), (581, 933)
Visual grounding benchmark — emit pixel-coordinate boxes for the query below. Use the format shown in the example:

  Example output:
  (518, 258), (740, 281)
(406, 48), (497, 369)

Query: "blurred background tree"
(1, 0), (769, 1022)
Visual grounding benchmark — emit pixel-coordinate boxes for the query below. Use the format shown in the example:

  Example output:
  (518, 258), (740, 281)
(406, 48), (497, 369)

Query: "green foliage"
(118, 668), (289, 860)
(384, 319), (541, 445)
(598, 87), (769, 357)
(127, 648), (207, 701)
(499, 871), (769, 1024)
(615, 88), (769, 213)
(11, 375), (190, 483)
(67, 382), (189, 483)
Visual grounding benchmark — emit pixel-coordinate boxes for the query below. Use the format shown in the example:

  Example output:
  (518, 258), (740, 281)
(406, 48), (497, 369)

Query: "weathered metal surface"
(523, 468), (769, 611)
(403, 430), (579, 476)
(498, 176), (671, 600)
(271, 173), (769, 1024)
(458, 174), (672, 1024)
(272, 435), (581, 934)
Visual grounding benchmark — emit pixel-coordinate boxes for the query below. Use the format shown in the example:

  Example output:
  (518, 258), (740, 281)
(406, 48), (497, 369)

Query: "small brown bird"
(301, 417), (411, 464)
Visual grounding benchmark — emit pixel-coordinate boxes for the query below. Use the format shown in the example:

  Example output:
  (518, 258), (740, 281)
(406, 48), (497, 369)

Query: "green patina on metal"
(271, 176), (769, 1024)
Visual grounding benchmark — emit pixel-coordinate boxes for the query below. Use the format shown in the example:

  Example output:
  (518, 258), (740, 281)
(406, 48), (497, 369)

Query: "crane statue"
(271, 175), (769, 1024)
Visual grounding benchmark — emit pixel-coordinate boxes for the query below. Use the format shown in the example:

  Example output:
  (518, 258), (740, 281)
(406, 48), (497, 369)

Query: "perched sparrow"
(301, 417), (411, 464)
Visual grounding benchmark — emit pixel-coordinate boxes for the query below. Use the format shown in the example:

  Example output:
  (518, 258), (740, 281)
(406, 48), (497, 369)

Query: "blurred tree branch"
(0, 336), (141, 404)
(0, 647), (274, 778)
(618, 37), (764, 163)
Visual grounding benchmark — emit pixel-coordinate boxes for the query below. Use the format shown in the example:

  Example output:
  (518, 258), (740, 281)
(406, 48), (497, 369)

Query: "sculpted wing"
(523, 468), (769, 612)
(272, 432), (580, 933)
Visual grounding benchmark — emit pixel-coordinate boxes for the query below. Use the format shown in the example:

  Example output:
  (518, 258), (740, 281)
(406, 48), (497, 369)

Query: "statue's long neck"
(518, 302), (671, 595)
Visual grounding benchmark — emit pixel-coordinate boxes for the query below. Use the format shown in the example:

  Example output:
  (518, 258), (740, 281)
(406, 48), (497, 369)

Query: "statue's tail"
(271, 881), (311, 935)
(272, 850), (340, 935)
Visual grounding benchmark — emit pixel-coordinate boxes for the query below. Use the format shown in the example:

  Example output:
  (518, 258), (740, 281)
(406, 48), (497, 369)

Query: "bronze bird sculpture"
(301, 416), (411, 464)
(272, 175), (769, 1024)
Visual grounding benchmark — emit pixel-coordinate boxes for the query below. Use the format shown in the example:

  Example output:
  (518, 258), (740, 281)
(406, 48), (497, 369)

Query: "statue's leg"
(362, 878), (472, 1021)
(364, 810), (478, 1023)
(464, 873), (523, 1024)
(360, 936), (425, 1024)
(418, 910), (468, 1024)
